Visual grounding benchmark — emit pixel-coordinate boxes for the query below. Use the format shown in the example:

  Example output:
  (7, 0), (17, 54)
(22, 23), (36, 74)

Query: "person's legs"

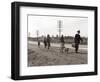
(38, 42), (40, 48)
(48, 42), (50, 49)
(45, 43), (46, 48)
(44, 42), (46, 48)
(77, 44), (79, 52)
(61, 43), (64, 52)
(45, 43), (47, 48)
(75, 43), (78, 53)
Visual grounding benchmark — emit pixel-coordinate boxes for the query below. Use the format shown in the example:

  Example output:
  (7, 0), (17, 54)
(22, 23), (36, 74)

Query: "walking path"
(28, 41), (87, 50)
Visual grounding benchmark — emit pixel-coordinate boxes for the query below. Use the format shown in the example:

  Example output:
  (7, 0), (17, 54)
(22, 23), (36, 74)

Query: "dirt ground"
(28, 42), (87, 67)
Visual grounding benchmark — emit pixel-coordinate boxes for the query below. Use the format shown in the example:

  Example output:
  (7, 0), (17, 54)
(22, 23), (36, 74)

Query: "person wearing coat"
(74, 30), (83, 53)
(47, 34), (51, 49)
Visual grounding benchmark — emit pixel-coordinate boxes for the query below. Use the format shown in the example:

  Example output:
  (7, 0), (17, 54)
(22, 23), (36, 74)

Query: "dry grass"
(28, 43), (87, 67)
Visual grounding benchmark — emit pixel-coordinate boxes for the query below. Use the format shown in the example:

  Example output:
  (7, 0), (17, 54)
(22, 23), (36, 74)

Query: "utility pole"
(58, 20), (62, 38)
(36, 30), (39, 40)
(28, 32), (30, 37)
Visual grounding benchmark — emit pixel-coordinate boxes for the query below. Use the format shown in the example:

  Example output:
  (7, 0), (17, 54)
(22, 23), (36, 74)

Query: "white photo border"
(20, 6), (95, 76)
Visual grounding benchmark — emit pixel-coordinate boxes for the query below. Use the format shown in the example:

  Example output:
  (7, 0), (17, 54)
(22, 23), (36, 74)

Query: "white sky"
(28, 15), (88, 37)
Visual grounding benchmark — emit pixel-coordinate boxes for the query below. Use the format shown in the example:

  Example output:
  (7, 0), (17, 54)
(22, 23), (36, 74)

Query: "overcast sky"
(28, 15), (88, 37)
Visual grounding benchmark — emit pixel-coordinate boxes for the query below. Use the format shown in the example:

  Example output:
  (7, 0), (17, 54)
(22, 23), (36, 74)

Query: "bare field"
(28, 42), (87, 67)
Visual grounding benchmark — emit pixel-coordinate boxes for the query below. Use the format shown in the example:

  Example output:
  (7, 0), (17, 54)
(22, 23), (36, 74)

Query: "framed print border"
(11, 1), (98, 80)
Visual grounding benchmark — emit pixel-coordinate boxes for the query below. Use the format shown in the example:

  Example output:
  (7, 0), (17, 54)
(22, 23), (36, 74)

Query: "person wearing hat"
(74, 30), (83, 53)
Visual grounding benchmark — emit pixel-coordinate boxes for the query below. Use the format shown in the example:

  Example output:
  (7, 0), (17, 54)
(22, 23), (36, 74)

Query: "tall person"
(74, 30), (83, 53)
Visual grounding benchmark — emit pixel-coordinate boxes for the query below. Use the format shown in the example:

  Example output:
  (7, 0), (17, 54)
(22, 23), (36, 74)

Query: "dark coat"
(44, 37), (47, 44)
(60, 36), (65, 43)
(75, 34), (82, 44)
(47, 36), (50, 43)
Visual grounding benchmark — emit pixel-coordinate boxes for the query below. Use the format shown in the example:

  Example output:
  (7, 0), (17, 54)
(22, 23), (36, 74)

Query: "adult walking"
(60, 35), (65, 52)
(47, 34), (51, 49)
(74, 30), (83, 53)
(44, 37), (47, 48)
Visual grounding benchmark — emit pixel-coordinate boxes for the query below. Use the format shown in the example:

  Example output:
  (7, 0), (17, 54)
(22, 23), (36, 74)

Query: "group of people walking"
(43, 34), (51, 49)
(38, 34), (51, 49)
(37, 30), (83, 53)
